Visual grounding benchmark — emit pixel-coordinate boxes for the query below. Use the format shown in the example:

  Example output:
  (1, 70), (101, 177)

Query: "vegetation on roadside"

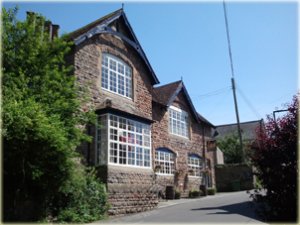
(216, 133), (250, 164)
(250, 95), (298, 222)
(2, 7), (108, 222)
(189, 190), (202, 198)
(207, 188), (216, 195)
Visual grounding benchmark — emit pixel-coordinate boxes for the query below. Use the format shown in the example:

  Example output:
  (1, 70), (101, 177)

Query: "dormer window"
(101, 53), (132, 98)
(168, 106), (189, 138)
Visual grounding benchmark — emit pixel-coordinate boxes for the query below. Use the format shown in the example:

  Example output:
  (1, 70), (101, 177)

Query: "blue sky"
(3, 1), (298, 125)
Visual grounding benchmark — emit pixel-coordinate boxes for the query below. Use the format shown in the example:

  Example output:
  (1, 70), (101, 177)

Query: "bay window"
(96, 114), (151, 168)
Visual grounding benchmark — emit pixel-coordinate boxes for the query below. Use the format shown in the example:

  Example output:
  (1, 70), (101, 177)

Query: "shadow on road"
(191, 201), (263, 222)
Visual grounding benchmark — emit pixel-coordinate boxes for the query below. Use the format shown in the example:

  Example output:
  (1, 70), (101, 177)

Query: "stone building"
(67, 9), (217, 215)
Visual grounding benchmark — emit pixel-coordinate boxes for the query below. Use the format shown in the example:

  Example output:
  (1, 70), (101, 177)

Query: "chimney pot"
(51, 24), (60, 39)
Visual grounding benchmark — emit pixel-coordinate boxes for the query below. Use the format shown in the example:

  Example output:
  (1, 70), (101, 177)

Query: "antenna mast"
(223, 0), (244, 162)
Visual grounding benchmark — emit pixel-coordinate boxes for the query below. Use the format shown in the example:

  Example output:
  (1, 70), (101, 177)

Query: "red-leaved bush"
(250, 95), (298, 222)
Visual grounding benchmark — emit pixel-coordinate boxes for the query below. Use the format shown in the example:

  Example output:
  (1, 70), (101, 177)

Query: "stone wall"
(107, 165), (158, 215)
(215, 164), (255, 192)
(152, 91), (214, 194)
(74, 32), (158, 215)
(74, 33), (155, 164)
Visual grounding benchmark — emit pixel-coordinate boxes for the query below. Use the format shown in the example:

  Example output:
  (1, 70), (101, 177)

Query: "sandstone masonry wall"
(152, 91), (215, 194)
(74, 33), (158, 215)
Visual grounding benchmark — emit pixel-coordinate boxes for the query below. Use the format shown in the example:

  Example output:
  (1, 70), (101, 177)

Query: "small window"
(169, 106), (189, 138)
(188, 154), (203, 177)
(155, 148), (175, 175)
(101, 53), (132, 98)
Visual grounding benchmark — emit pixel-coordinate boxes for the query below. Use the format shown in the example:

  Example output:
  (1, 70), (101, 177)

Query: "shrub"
(56, 167), (108, 223)
(174, 190), (181, 199)
(250, 95), (298, 222)
(207, 188), (216, 195)
(189, 190), (201, 198)
(2, 7), (97, 222)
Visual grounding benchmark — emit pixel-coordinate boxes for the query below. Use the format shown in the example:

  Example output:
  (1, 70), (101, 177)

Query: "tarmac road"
(99, 190), (265, 224)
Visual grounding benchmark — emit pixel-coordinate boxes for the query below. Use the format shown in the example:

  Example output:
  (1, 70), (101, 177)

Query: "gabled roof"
(153, 80), (182, 106)
(67, 9), (159, 85)
(197, 112), (215, 128)
(153, 80), (215, 127)
(216, 119), (264, 140)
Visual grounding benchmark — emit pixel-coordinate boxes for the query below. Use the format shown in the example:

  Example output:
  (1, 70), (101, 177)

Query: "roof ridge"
(154, 80), (182, 89)
(216, 119), (263, 127)
(67, 8), (123, 39)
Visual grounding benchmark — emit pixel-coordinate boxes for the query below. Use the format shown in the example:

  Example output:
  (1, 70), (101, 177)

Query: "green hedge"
(207, 188), (216, 195)
(175, 190), (181, 199)
(189, 190), (202, 198)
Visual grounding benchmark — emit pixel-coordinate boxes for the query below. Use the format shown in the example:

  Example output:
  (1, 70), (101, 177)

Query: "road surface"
(100, 191), (264, 224)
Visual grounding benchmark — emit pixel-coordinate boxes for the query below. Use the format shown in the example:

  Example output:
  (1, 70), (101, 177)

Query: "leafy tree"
(2, 7), (107, 222)
(217, 133), (245, 164)
(250, 95), (298, 222)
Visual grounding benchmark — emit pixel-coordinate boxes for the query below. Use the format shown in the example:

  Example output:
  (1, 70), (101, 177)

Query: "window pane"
(119, 130), (127, 143)
(110, 143), (118, 163)
(109, 71), (117, 92)
(168, 107), (189, 137)
(101, 67), (108, 89)
(128, 145), (135, 165)
(101, 54), (132, 98)
(102, 55), (108, 67)
(118, 63), (124, 74)
(188, 155), (202, 177)
(155, 150), (175, 175)
(136, 147), (143, 166)
(106, 114), (151, 168)
(118, 75), (125, 95)
(110, 59), (116, 71)
(110, 128), (118, 141)
(119, 144), (127, 164)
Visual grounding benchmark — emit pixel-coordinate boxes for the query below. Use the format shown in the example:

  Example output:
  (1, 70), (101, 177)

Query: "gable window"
(188, 154), (203, 177)
(155, 148), (175, 175)
(96, 114), (151, 168)
(101, 53), (132, 98)
(168, 106), (189, 138)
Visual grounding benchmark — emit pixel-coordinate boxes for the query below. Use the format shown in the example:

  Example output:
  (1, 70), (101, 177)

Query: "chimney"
(51, 24), (60, 39)
(26, 11), (60, 41)
(26, 11), (36, 26)
(44, 20), (52, 41)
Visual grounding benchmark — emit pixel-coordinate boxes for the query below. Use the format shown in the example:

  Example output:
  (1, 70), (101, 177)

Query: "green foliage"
(56, 167), (108, 223)
(2, 7), (104, 222)
(250, 96), (298, 222)
(189, 190), (201, 198)
(216, 133), (245, 164)
(207, 188), (216, 195)
(174, 190), (181, 199)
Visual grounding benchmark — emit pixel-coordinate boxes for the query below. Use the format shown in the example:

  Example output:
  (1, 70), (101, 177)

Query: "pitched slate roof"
(216, 120), (264, 141)
(67, 9), (159, 85)
(153, 80), (215, 128)
(67, 9), (123, 41)
(153, 80), (182, 106)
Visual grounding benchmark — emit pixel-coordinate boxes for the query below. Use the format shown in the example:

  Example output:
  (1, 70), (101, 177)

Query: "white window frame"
(101, 53), (133, 99)
(155, 149), (175, 175)
(188, 154), (203, 177)
(96, 113), (152, 169)
(168, 106), (189, 138)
